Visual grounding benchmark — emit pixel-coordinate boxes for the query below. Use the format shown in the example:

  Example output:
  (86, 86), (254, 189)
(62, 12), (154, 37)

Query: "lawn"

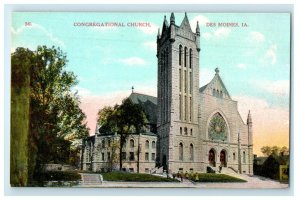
(102, 171), (179, 182)
(189, 173), (247, 183)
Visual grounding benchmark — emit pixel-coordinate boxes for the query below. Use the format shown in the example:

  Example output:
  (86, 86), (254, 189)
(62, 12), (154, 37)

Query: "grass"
(102, 171), (179, 182)
(189, 173), (247, 183)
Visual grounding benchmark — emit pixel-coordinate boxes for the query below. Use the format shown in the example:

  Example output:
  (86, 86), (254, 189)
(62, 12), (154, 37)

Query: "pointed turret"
(170, 12), (175, 25)
(170, 13), (175, 42)
(195, 21), (200, 52)
(247, 110), (252, 125)
(196, 21), (200, 35)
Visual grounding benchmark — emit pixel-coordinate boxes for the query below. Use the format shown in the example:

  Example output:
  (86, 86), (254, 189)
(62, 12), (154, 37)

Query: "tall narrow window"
(189, 72), (192, 94)
(145, 152), (149, 161)
(179, 69), (182, 92)
(152, 141), (156, 149)
(190, 128), (193, 136)
(190, 144), (194, 161)
(189, 49), (193, 69)
(233, 153), (236, 160)
(102, 140), (105, 148)
(190, 97), (192, 122)
(184, 96), (187, 121)
(243, 151), (246, 163)
(184, 71), (187, 93)
(184, 47), (188, 67)
(179, 45), (182, 66)
(145, 140), (149, 149)
(179, 95), (182, 120)
(130, 139), (134, 148)
(179, 143), (183, 161)
(180, 127), (182, 135)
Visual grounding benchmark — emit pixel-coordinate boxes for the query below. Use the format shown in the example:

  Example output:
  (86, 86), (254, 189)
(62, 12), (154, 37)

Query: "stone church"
(81, 13), (253, 175)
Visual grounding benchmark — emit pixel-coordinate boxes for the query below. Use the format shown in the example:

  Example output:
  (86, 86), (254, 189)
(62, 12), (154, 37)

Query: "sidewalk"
(76, 173), (288, 188)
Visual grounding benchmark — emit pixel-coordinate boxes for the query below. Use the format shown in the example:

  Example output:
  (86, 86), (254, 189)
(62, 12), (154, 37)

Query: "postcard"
(10, 12), (290, 188)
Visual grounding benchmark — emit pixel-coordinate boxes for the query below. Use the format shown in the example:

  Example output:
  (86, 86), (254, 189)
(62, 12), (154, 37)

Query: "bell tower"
(157, 13), (200, 172)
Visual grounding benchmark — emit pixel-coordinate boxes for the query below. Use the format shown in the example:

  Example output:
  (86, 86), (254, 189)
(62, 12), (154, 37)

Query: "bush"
(33, 171), (81, 182)
(102, 171), (179, 182)
(190, 173), (246, 183)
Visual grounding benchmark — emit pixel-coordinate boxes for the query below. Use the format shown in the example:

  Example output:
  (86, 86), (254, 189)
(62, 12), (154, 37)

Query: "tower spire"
(247, 110), (252, 125)
(196, 21), (200, 35)
(170, 12), (175, 25)
(131, 86), (134, 93)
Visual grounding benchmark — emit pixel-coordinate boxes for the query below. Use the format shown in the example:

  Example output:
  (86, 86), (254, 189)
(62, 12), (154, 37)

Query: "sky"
(11, 12), (290, 156)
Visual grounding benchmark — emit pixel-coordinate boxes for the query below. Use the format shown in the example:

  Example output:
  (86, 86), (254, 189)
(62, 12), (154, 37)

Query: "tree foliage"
(260, 145), (289, 157)
(97, 98), (148, 170)
(11, 46), (89, 183)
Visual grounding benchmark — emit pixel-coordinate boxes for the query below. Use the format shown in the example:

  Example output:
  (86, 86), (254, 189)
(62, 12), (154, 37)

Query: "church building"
(81, 13), (253, 175)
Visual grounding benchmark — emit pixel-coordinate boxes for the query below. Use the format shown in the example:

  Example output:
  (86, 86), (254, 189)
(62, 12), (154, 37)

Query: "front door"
(208, 149), (216, 167)
(220, 150), (227, 167)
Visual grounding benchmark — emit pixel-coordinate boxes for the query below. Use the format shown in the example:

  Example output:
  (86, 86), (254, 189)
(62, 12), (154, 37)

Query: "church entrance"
(220, 150), (227, 167)
(162, 155), (167, 170)
(208, 149), (216, 167)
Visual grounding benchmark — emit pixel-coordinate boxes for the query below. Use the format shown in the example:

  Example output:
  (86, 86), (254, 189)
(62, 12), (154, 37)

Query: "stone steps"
(80, 173), (102, 186)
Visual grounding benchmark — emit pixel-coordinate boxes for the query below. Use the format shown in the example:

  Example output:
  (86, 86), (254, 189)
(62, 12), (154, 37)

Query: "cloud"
(233, 95), (289, 155)
(137, 23), (159, 35)
(255, 80), (289, 97)
(143, 41), (156, 51)
(250, 31), (265, 43)
(262, 44), (277, 65)
(202, 32), (212, 40)
(190, 15), (210, 32)
(200, 68), (215, 87)
(11, 23), (65, 48)
(237, 63), (247, 69)
(214, 27), (231, 38)
(120, 57), (146, 66)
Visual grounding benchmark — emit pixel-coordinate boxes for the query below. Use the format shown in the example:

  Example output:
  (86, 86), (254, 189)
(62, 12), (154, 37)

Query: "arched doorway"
(220, 150), (227, 167)
(208, 149), (216, 167)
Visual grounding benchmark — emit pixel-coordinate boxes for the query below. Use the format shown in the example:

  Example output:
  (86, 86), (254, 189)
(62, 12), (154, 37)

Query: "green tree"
(11, 48), (33, 186)
(97, 98), (147, 170)
(261, 145), (289, 157)
(11, 46), (89, 184)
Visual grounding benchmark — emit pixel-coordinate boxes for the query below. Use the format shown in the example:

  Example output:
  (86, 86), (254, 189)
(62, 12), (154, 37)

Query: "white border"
(1, 1), (298, 199)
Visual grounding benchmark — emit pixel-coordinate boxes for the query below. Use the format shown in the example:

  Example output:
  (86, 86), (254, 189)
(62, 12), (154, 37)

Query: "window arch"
(130, 139), (134, 148)
(189, 49), (193, 69)
(179, 143), (183, 161)
(179, 45), (182, 66)
(189, 144), (194, 161)
(145, 140), (149, 149)
(152, 141), (156, 149)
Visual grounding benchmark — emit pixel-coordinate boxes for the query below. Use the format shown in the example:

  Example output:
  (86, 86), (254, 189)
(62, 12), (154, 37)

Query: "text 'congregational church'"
(81, 13), (253, 175)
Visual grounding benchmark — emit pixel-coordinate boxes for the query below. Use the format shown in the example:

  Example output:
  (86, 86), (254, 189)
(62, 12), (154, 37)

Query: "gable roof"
(128, 92), (157, 124)
(199, 68), (232, 100)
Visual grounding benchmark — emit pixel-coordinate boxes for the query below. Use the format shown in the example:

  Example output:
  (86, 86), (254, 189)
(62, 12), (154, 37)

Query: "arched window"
(184, 127), (188, 135)
(145, 140), (149, 149)
(217, 89), (220, 97)
(243, 151), (246, 163)
(130, 139), (134, 148)
(189, 49), (193, 69)
(108, 139), (111, 147)
(179, 45), (182, 66)
(152, 141), (156, 149)
(179, 143), (183, 161)
(189, 144), (194, 161)
(101, 140), (105, 148)
(190, 128), (193, 136)
(233, 152), (236, 160)
(180, 127), (182, 135)
(184, 47), (188, 67)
